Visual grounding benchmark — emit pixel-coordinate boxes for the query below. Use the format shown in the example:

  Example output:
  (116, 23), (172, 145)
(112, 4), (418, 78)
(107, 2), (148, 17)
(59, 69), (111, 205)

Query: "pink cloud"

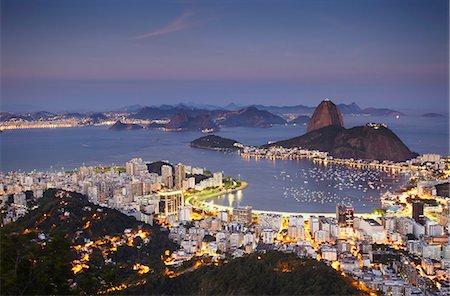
(130, 10), (194, 40)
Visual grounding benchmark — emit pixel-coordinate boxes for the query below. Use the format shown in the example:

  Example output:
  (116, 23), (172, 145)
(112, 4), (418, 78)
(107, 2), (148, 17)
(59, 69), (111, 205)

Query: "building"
(125, 158), (147, 176)
(158, 190), (184, 217)
(178, 205), (192, 222)
(412, 201), (424, 224)
(218, 210), (229, 223)
(161, 165), (173, 189)
(287, 225), (305, 240)
(261, 229), (275, 244)
(257, 213), (283, 231)
(232, 206), (252, 225)
(289, 215), (304, 227)
(174, 163), (186, 190)
(336, 204), (354, 228)
(309, 216), (320, 235)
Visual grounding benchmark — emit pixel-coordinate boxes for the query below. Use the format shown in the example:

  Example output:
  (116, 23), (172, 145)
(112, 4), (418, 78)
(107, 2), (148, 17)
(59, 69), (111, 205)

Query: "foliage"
(128, 251), (366, 295)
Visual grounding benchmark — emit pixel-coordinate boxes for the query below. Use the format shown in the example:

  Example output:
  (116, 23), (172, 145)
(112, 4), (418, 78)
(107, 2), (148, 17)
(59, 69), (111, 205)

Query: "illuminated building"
(336, 204), (354, 228)
(232, 206), (252, 225)
(174, 163), (185, 189)
(158, 190), (184, 217)
(161, 165), (173, 189)
(412, 201), (424, 224)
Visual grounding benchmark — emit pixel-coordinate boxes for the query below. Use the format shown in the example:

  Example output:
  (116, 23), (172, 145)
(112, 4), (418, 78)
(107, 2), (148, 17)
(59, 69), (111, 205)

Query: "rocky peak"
(307, 99), (344, 133)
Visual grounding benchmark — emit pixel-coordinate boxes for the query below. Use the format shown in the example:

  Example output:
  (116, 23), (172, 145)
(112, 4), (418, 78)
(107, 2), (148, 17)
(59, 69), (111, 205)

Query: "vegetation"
(0, 189), (177, 295)
(1, 190), (365, 295)
(128, 251), (365, 295)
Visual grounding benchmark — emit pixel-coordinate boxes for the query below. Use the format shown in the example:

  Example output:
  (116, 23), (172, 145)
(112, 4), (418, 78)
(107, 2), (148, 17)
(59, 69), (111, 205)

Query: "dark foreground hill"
(0, 189), (176, 295)
(267, 125), (416, 162)
(1, 190), (366, 295)
(127, 251), (366, 295)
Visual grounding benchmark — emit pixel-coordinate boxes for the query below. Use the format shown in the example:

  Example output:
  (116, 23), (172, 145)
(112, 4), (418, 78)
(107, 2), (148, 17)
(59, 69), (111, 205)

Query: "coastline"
(184, 181), (249, 208)
(185, 180), (378, 219)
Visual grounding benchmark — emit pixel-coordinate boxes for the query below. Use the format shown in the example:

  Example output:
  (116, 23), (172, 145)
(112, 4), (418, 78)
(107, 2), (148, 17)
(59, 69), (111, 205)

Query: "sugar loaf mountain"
(266, 99), (416, 162)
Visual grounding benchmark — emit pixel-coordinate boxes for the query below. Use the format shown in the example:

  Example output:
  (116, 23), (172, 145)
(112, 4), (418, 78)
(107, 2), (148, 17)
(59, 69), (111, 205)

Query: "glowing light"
(82, 221), (91, 229)
(71, 263), (89, 274)
(133, 263), (151, 274)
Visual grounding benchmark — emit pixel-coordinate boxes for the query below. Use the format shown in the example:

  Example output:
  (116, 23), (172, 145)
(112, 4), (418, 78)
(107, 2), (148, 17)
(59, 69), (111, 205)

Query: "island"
(422, 112), (446, 118)
(190, 135), (243, 151)
(109, 120), (143, 131)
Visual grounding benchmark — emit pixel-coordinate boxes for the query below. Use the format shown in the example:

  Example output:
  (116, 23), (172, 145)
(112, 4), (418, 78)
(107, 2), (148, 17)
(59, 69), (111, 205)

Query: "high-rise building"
(158, 190), (184, 217)
(232, 206), (253, 225)
(336, 204), (354, 228)
(412, 201), (424, 224)
(126, 158), (147, 176)
(161, 165), (173, 189)
(174, 163), (186, 189)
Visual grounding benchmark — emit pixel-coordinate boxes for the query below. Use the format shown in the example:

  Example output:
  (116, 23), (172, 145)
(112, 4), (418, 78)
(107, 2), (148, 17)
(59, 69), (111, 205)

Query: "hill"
(127, 251), (366, 295)
(165, 112), (219, 131)
(219, 107), (286, 128)
(0, 189), (176, 295)
(191, 135), (242, 151)
(267, 124), (416, 162)
(290, 115), (310, 125)
(109, 120), (143, 131)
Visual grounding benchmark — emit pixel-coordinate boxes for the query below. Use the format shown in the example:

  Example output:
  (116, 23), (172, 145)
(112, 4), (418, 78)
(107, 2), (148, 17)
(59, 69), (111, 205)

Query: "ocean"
(1, 114), (447, 213)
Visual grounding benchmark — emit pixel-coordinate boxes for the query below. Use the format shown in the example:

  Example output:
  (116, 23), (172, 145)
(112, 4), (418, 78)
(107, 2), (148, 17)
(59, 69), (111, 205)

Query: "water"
(0, 115), (447, 213)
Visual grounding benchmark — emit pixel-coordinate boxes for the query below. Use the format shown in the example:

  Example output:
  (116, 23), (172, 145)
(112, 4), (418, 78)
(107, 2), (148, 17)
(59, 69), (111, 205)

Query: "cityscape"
(1, 0), (449, 295)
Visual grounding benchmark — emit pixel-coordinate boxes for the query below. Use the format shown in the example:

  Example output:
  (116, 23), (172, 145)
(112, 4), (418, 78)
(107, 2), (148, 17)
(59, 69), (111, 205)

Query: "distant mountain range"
(0, 102), (411, 131)
(190, 99), (418, 162)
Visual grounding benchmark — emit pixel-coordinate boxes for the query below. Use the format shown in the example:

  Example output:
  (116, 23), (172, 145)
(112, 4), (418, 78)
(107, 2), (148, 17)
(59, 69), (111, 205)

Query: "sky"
(1, 0), (449, 112)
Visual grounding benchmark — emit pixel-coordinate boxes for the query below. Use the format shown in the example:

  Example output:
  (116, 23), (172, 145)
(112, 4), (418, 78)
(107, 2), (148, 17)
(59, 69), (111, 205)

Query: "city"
(1, 0), (449, 295)
(1, 152), (449, 295)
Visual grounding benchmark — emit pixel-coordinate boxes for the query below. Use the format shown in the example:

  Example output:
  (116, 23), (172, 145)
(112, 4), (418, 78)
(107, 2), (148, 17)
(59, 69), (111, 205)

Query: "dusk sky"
(1, 0), (449, 112)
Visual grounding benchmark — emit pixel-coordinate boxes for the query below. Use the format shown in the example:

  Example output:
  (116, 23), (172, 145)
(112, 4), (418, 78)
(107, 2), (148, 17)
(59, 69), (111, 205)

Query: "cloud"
(130, 10), (194, 40)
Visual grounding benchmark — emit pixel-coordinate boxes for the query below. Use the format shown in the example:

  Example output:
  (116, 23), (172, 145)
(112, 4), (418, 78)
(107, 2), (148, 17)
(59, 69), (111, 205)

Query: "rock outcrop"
(306, 99), (344, 133)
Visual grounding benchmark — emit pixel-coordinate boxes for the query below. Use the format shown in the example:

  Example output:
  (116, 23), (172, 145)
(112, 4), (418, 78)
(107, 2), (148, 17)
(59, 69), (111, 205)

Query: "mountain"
(307, 99), (344, 133)
(290, 115), (310, 125)
(109, 120), (143, 131)
(191, 135), (242, 151)
(337, 103), (361, 114)
(132, 106), (180, 120)
(118, 104), (144, 113)
(422, 112), (446, 118)
(0, 111), (57, 122)
(219, 107), (286, 128)
(88, 112), (107, 123)
(267, 124), (416, 162)
(361, 108), (403, 117)
(252, 104), (314, 116)
(223, 103), (243, 111)
(165, 112), (219, 131)
(131, 105), (217, 120)
(127, 251), (365, 295)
